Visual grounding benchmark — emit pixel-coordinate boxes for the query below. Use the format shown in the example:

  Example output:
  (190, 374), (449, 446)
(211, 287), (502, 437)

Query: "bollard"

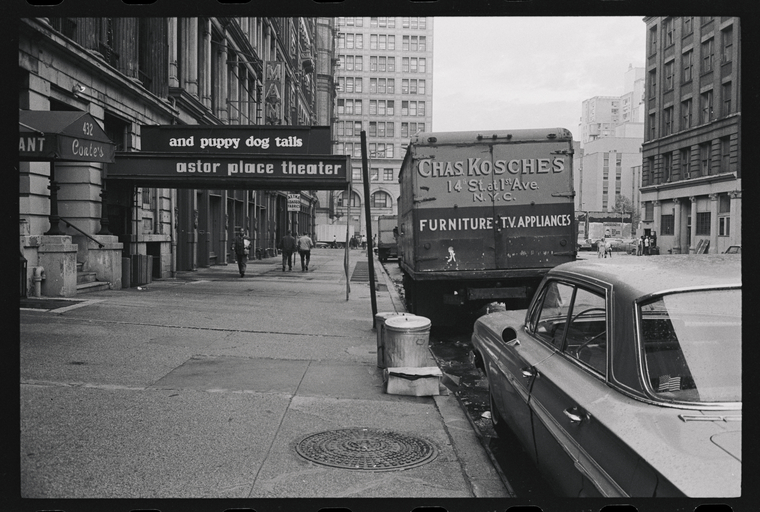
(383, 315), (432, 368)
(32, 266), (46, 297)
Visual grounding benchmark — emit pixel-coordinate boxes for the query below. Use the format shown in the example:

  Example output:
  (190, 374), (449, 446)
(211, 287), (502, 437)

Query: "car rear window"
(638, 288), (741, 403)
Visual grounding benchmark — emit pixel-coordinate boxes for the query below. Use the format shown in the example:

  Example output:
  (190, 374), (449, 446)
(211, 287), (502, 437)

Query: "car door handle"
(563, 407), (588, 423)
(521, 367), (536, 378)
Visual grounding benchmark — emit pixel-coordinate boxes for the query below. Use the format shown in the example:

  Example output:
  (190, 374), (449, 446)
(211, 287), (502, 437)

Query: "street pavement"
(19, 247), (508, 507)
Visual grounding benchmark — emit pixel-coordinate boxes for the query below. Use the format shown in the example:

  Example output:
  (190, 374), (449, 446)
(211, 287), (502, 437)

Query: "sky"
(432, 17), (647, 140)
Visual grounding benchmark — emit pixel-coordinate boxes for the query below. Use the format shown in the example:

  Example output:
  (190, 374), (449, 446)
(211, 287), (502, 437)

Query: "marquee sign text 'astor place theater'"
(108, 126), (350, 190)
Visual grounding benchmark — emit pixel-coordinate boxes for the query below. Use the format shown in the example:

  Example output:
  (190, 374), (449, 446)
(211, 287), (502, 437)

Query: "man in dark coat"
(232, 228), (251, 277)
(280, 230), (297, 271)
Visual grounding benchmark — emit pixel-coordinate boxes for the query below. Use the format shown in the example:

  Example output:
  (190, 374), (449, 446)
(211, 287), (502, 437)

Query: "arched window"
(371, 191), (392, 208)
(337, 191), (361, 208)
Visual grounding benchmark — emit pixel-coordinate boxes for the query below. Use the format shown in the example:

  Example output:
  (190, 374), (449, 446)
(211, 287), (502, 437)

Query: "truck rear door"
(489, 137), (575, 270)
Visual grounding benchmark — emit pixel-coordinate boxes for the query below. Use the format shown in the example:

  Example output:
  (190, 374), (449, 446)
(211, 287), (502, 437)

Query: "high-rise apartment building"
(576, 65), (645, 225)
(640, 16), (740, 254)
(315, 16), (434, 240)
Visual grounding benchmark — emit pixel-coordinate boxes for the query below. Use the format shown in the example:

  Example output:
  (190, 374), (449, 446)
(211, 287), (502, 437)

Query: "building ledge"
(640, 172), (738, 193)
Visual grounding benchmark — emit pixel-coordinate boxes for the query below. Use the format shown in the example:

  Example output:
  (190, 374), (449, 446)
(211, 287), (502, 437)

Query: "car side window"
(534, 281), (574, 349)
(564, 287), (607, 375)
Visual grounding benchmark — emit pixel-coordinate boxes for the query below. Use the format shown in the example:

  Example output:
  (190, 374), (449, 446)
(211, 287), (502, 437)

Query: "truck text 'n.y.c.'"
(397, 129), (576, 325)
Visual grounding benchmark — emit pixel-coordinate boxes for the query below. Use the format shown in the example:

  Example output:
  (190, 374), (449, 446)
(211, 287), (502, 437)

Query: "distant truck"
(397, 129), (577, 325)
(376, 215), (398, 262)
(315, 224), (354, 248)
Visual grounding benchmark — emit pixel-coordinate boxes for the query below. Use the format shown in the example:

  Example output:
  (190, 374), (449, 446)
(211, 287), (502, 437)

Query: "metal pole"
(360, 131), (377, 326)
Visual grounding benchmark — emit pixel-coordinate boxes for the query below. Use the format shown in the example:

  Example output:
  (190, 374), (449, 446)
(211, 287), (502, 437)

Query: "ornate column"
(181, 18), (198, 97)
(672, 198), (682, 254)
(689, 197), (698, 254)
(652, 200), (661, 246)
(709, 193), (719, 254)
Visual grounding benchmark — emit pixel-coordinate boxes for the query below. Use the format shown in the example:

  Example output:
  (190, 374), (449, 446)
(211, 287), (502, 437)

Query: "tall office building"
(640, 17), (741, 254)
(315, 16), (434, 241)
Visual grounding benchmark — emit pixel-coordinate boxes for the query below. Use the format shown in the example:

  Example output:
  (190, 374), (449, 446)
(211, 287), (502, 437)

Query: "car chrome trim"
(679, 414), (742, 422)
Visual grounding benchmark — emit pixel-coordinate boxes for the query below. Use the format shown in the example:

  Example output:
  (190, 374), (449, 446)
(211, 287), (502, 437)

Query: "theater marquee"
(108, 125), (350, 190)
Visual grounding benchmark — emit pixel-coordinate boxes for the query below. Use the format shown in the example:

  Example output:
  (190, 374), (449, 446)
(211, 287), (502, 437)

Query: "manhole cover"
(295, 427), (438, 471)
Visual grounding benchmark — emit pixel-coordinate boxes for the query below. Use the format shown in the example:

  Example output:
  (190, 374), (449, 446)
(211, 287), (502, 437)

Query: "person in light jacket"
(297, 232), (314, 272)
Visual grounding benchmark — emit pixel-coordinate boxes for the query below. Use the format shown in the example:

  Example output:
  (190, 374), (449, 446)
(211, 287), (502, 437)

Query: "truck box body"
(377, 215), (398, 261)
(398, 129), (576, 323)
(315, 224), (354, 246)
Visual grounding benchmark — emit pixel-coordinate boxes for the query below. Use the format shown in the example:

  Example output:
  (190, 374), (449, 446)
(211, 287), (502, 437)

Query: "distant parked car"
(471, 255), (741, 497)
(724, 245), (741, 254)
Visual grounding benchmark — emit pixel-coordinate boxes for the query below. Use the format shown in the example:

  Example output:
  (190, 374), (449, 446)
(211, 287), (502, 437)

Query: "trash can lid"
(385, 315), (431, 330)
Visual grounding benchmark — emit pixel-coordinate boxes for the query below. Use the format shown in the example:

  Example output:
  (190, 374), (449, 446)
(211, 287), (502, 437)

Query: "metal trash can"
(374, 312), (412, 368)
(383, 315), (432, 368)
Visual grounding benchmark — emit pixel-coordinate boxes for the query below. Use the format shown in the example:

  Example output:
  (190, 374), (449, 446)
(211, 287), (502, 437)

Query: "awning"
(19, 109), (116, 163)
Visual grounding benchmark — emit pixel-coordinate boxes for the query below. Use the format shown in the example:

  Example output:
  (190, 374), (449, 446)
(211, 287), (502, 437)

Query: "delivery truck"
(376, 215), (398, 262)
(397, 128), (576, 325)
(315, 224), (354, 248)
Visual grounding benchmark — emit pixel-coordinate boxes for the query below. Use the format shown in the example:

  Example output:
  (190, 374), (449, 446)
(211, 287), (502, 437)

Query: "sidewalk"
(19, 248), (508, 506)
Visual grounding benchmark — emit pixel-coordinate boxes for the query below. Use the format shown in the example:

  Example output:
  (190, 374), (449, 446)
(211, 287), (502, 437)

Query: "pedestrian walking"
(331, 235), (338, 249)
(597, 239), (605, 258)
(644, 236), (651, 256)
(637, 236), (643, 256)
(297, 232), (314, 271)
(232, 228), (251, 277)
(279, 230), (297, 271)
(361, 234), (367, 250)
(605, 239), (612, 258)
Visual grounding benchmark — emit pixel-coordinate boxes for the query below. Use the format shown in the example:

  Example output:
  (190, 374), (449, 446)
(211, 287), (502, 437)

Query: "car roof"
(550, 255), (741, 298)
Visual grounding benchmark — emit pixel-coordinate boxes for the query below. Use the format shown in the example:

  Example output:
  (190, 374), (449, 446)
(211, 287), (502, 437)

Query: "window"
(356, 34), (363, 49)
(700, 90), (713, 124)
(701, 38), (714, 74)
(371, 191), (391, 208)
(663, 152), (672, 181)
(720, 137), (731, 172)
(649, 113), (656, 140)
(696, 212), (711, 235)
(722, 82), (732, 116)
(682, 50), (693, 83)
(645, 202), (654, 221)
(649, 25), (658, 55)
(719, 217), (730, 237)
(663, 18), (675, 47)
(532, 281), (574, 349)
(649, 69), (657, 97)
(680, 147), (691, 179)
(663, 107), (674, 136)
(639, 289), (741, 403)
(383, 168), (394, 181)
(719, 194), (731, 236)
(680, 98), (692, 129)
(722, 26), (733, 63)
(530, 281), (607, 374)
(664, 60), (675, 91)
(352, 168), (361, 181)
(370, 34), (377, 50)
(370, 168), (379, 181)
(699, 142), (711, 176)
(661, 214), (674, 235)
(683, 16), (693, 35)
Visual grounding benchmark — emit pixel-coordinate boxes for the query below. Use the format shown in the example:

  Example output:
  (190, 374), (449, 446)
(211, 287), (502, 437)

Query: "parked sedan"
(471, 255), (741, 497)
